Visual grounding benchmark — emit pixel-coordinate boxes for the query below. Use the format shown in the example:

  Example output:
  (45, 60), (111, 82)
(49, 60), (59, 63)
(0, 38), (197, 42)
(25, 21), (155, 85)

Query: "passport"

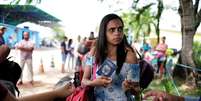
(96, 59), (116, 77)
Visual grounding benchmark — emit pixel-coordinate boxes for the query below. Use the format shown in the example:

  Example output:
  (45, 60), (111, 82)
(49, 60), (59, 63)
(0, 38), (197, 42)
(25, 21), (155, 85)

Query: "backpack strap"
(134, 48), (142, 60)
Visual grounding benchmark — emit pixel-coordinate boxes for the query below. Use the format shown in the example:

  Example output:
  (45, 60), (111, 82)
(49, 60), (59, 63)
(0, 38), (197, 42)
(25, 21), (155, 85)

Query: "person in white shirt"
(15, 32), (34, 86)
(66, 39), (75, 72)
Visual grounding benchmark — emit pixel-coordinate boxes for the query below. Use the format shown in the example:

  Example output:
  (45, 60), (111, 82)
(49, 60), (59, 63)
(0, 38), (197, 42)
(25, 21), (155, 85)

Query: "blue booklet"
(96, 59), (116, 77)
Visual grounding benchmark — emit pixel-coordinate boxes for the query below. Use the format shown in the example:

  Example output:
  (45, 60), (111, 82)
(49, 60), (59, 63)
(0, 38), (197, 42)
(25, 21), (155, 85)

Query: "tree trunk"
(181, 33), (195, 67)
(179, 0), (196, 82)
(179, 0), (196, 66)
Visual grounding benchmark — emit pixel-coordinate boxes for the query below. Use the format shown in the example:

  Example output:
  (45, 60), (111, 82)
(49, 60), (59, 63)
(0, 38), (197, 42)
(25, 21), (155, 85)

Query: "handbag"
(66, 60), (97, 101)
(66, 86), (94, 101)
(135, 49), (154, 90)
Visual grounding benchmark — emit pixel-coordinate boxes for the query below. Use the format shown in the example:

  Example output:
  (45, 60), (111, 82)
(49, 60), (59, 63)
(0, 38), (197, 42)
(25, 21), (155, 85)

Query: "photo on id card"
(96, 59), (116, 77)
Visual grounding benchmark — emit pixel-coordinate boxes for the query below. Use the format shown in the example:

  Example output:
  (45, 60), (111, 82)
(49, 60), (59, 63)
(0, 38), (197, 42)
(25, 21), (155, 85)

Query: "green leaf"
(26, 0), (33, 4)
(15, 0), (21, 5)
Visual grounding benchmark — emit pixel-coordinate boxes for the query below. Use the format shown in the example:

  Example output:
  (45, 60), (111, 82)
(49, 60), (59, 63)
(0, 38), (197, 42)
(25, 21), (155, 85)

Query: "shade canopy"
(0, 5), (60, 25)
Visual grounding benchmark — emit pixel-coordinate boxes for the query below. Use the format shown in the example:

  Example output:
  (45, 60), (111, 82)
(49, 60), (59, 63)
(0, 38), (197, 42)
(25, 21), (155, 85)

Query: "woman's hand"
(122, 80), (140, 95)
(93, 76), (112, 87)
(54, 82), (75, 98)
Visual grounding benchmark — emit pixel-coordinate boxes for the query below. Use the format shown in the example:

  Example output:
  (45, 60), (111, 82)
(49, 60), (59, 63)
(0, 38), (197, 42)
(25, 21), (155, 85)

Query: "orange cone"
(39, 58), (44, 74)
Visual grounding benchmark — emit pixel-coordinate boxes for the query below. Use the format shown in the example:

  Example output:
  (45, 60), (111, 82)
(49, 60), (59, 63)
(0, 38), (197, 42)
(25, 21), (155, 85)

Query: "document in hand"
(96, 59), (116, 77)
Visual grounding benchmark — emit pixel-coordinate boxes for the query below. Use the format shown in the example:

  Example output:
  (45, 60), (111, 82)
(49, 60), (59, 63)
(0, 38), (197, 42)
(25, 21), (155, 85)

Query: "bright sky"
(35, 0), (184, 37)
(1, 0), (201, 38)
(35, 0), (133, 37)
(1, 0), (133, 38)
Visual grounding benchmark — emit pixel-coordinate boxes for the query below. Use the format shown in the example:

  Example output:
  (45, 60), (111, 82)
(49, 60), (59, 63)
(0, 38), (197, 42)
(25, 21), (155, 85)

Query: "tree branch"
(195, 9), (201, 29)
(194, 0), (200, 15)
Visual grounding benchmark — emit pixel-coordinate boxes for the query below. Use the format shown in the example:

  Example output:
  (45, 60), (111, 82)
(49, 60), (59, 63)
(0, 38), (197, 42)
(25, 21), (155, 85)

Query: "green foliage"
(121, 0), (164, 43)
(193, 41), (201, 69)
(147, 79), (201, 97)
(52, 26), (66, 41)
(121, 4), (156, 40)
(10, 0), (41, 5)
(161, 78), (175, 94)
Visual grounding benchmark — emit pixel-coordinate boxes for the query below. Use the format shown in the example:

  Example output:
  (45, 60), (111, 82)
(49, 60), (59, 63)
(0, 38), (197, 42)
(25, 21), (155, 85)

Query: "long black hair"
(68, 39), (73, 47)
(95, 13), (130, 75)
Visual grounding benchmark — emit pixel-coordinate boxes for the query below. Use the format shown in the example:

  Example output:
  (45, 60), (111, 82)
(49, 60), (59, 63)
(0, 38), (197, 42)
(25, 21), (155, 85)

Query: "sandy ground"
(9, 47), (75, 96)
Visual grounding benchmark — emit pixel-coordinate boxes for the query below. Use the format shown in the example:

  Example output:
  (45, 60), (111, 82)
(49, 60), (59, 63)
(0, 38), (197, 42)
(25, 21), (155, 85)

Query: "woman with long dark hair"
(66, 39), (75, 72)
(82, 13), (140, 101)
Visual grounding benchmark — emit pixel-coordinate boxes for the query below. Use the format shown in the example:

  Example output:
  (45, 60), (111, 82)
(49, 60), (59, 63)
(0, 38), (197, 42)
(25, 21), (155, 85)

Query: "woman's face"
(106, 19), (124, 46)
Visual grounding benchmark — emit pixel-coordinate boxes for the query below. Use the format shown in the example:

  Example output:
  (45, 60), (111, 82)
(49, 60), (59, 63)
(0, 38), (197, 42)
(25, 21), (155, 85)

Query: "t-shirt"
(61, 41), (67, 54)
(16, 39), (34, 60)
(67, 44), (75, 56)
(0, 82), (8, 101)
(142, 43), (151, 52)
(156, 43), (168, 53)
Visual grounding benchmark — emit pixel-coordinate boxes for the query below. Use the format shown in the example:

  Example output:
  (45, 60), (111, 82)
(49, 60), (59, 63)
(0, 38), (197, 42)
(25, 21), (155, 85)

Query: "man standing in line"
(16, 32), (34, 85)
(60, 36), (68, 73)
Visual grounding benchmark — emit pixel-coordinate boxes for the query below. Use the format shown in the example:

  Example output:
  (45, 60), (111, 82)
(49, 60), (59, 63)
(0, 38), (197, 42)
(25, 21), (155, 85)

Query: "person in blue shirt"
(60, 36), (68, 73)
(0, 26), (6, 45)
(140, 39), (152, 54)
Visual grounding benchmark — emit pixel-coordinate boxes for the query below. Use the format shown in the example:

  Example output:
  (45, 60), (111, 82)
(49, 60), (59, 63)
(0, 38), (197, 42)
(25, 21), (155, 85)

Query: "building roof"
(0, 5), (60, 25)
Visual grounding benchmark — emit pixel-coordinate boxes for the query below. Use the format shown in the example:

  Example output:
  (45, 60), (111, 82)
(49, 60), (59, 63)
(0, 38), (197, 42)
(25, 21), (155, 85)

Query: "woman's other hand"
(122, 80), (140, 95)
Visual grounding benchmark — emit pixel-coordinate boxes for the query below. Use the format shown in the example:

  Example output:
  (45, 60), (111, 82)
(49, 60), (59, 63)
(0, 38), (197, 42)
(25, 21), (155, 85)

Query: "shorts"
(61, 53), (67, 64)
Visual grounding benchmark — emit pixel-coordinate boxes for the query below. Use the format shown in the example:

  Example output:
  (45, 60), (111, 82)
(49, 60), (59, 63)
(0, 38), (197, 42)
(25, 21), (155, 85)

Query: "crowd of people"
(0, 13), (200, 101)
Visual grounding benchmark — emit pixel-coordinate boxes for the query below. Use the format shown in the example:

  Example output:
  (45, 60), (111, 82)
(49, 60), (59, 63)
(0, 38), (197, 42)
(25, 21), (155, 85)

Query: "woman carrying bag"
(82, 13), (140, 101)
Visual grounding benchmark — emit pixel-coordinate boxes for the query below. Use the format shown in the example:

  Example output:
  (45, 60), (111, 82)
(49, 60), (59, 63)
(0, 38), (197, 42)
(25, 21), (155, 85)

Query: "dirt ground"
(9, 48), (75, 97)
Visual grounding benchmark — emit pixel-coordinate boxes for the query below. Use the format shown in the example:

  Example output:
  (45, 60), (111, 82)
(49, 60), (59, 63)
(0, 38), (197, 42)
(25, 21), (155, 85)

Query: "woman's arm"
(82, 66), (94, 86)
(82, 66), (112, 87)
(82, 48), (112, 87)
(3, 83), (74, 101)
(17, 83), (74, 101)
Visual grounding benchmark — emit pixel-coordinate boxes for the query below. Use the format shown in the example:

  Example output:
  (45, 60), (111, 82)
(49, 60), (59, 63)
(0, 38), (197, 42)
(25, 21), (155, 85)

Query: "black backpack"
(0, 58), (22, 96)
